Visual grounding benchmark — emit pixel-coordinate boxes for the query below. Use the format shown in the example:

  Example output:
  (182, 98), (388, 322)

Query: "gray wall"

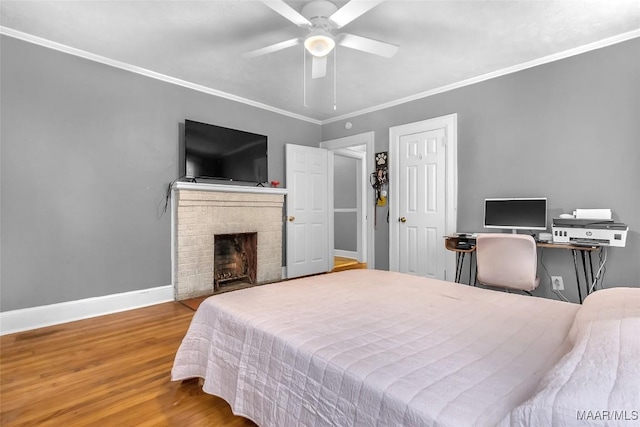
(322, 38), (640, 302)
(0, 36), (321, 311)
(2, 35), (638, 311)
(334, 154), (358, 252)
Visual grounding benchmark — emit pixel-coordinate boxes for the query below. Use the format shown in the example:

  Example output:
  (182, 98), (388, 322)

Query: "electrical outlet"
(551, 276), (564, 291)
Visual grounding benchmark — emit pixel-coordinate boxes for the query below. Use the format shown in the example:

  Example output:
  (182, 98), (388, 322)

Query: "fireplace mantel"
(173, 181), (288, 195)
(171, 181), (287, 300)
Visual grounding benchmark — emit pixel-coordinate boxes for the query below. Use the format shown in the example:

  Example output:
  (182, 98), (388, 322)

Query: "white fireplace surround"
(171, 182), (287, 300)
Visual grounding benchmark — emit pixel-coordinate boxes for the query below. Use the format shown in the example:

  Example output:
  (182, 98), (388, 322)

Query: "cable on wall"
(589, 246), (608, 293)
(160, 176), (190, 219)
(539, 248), (570, 302)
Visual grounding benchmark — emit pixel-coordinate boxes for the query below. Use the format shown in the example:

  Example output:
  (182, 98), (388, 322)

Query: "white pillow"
(568, 287), (640, 344)
(500, 287), (640, 427)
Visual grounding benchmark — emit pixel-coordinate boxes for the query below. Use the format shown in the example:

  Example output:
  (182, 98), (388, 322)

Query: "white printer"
(552, 218), (628, 247)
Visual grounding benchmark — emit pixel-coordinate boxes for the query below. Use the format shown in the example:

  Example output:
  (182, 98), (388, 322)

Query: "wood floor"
(332, 256), (367, 272)
(1, 262), (368, 425)
(0, 302), (256, 427)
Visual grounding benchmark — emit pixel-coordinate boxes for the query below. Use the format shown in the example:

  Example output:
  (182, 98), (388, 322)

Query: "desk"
(444, 236), (603, 303)
(444, 236), (476, 284)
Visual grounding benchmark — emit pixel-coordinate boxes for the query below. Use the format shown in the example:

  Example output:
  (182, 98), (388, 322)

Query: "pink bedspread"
(172, 269), (580, 426)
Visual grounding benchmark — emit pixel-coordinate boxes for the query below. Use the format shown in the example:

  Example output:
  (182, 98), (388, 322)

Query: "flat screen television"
(484, 197), (547, 232)
(184, 119), (268, 183)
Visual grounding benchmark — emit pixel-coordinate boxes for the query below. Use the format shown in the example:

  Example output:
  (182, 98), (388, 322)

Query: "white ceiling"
(1, 1), (639, 123)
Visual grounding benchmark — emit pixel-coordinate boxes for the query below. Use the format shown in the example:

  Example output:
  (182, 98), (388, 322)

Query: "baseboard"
(0, 285), (174, 336)
(334, 250), (358, 259)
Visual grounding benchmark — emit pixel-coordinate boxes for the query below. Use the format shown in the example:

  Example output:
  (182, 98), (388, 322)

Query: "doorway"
(320, 132), (375, 269)
(332, 147), (365, 263)
(389, 114), (458, 281)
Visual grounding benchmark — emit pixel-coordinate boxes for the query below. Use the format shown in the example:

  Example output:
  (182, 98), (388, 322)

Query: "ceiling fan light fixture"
(304, 31), (335, 57)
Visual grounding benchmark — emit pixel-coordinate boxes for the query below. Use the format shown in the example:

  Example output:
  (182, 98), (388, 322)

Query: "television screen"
(484, 198), (547, 231)
(185, 120), (267, 183)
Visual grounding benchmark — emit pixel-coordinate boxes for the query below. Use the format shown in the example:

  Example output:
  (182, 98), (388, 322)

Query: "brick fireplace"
(171, 183), (286, 300)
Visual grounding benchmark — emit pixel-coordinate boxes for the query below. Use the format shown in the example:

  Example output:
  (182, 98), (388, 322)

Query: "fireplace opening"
(214, 233), (257, 291)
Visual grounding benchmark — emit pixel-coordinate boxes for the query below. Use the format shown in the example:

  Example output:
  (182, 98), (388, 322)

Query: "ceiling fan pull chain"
(303, 46), (307, 107)
(333, 47), (337, 111)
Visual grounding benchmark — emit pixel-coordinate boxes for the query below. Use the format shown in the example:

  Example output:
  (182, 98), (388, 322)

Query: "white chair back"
(476, 234), (540, 291)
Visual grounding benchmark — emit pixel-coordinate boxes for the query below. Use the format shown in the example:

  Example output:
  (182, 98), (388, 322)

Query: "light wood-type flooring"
(0, 302), (256, 426)
(1, 261), (368, 425)
(332, 256), (367, 272)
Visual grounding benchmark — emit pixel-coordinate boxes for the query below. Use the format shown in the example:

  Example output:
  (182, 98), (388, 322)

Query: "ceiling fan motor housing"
(301, 0), (339, 57)
(301, 0), (338, 27)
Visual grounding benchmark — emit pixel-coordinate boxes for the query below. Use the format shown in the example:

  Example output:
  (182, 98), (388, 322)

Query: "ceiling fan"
(245, 0), (399, 79)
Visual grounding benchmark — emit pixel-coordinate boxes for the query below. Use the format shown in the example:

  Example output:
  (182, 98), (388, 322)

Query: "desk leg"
(453, 251), (475, 285)
(572, 250), (584, 304)
(580, 250), (591, 296)
(455, 252), (465, 283)
(473, 252), (478, 286)
(580, 249), (599, 296)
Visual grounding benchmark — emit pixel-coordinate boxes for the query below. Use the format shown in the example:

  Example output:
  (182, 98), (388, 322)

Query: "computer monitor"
(484, 198), (547, 232)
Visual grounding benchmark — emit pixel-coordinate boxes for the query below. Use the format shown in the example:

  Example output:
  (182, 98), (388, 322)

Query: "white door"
(285, 144), (330, 278)
(398, 129), (446, 278)
(389, 115), (457, 280)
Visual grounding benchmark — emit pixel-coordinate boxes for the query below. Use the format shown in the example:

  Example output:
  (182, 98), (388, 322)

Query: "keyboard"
(456, 232), (478, 238)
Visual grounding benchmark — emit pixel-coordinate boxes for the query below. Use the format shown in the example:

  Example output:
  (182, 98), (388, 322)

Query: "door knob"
(399, 217), (407, 223)
(288, 216), (296, 222)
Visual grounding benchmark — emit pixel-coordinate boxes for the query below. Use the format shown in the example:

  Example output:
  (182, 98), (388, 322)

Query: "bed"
(171, 269), (639, 426)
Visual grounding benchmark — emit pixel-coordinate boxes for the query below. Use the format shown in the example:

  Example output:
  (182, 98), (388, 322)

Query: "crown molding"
(0, 26), (322, 125)
(322, 29), (640, 124)
(2, 26), (638, 127)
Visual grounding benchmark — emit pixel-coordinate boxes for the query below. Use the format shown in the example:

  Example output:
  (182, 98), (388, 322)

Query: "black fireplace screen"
(213, 233), (257, 291)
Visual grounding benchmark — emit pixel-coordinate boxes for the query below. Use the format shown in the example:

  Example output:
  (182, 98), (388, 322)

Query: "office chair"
(475, 233), (540, 292)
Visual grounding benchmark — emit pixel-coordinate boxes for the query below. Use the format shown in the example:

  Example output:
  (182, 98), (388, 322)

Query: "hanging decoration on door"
(370, 151), (388, 227)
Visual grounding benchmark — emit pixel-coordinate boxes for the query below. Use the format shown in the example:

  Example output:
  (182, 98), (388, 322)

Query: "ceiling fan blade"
(329, 0), (385, 28)
(311, 56), (327, 79)
(244, 38), (301, 58)
(261, 0), (311, 28)
(337, 33), (399, 58)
